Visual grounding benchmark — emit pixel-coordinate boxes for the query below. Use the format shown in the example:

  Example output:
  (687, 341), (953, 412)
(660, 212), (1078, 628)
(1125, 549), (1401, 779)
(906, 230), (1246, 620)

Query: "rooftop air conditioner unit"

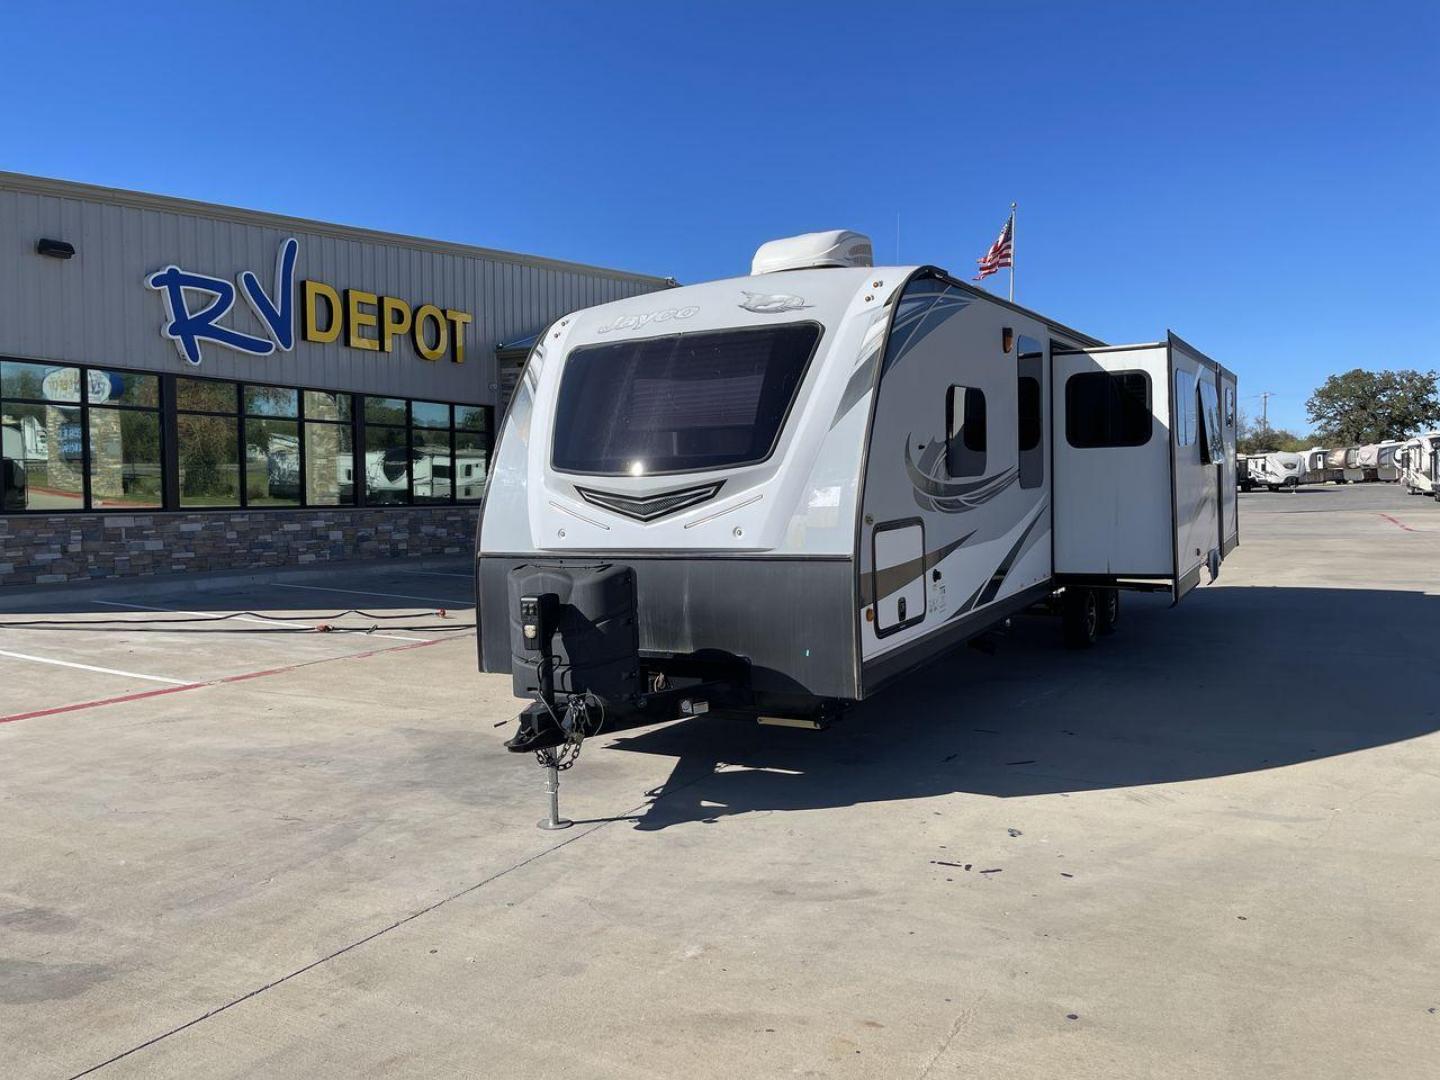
(751, 230), (874, 275)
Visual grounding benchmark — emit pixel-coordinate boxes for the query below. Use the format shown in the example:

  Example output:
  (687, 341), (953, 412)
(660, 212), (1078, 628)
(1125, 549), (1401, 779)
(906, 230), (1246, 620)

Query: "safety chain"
(534, 697), (594, 772)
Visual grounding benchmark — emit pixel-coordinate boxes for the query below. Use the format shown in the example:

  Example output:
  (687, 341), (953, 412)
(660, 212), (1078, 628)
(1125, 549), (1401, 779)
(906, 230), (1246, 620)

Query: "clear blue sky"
(4, 2), (1436, 433)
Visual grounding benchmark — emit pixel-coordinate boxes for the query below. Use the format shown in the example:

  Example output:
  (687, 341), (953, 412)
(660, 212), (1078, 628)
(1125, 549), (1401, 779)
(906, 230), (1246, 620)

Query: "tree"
(1306, 369), (1440, 444)
(1238, 427), (1310, 454)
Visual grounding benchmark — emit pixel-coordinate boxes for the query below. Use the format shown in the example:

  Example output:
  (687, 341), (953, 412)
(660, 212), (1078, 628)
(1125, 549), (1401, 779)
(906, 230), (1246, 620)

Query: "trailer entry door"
(1052, 344), (1176, 588)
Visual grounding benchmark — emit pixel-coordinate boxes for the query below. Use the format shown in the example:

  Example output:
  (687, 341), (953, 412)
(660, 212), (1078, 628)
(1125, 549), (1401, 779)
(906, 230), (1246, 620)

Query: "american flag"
(973, 213), (1014, 280)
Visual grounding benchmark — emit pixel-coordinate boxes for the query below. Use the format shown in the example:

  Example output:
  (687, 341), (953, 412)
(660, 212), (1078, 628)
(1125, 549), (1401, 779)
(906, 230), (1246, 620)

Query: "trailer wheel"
(1062, 588), (1098, 649)
(1097, 588), (1120, 635)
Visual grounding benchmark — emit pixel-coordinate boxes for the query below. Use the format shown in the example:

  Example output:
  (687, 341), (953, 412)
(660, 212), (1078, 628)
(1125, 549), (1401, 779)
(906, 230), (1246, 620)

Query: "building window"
(945, 385), (986, 478)
(1, 361), (161, 512)
(244, 385), (300, 507)
(303, 390), (354, 506)
(1065, 371), (1153, 449)
(3, 357), (489, 514)
(412, 401), (453, 505)
(364, 396), (409, 506)
(177, 376), (241, 507)
(455, 406), (489, 502)
(89, 407), (162, 509)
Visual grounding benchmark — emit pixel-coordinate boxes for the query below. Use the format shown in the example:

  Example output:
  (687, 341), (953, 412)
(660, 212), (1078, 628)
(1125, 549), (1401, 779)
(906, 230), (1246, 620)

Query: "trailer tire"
(1062, 588), (1099, 649)
(1097, 588), (1120, 635)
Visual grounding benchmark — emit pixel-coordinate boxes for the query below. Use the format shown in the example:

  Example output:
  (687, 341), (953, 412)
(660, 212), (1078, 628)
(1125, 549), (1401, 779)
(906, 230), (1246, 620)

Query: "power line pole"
(1258, 391), (1274, 430)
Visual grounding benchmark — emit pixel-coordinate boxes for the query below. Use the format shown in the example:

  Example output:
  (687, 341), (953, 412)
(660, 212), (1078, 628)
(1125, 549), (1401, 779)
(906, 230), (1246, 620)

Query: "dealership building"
(0, 172), (669, 588)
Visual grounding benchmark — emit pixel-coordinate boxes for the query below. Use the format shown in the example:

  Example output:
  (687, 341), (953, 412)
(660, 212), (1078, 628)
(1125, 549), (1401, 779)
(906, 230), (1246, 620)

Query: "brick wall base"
(0, 507), (479, 588)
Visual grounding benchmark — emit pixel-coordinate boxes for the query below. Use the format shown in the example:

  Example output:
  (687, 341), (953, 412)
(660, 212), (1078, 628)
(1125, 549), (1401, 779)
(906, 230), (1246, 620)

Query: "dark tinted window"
(945, 386), (986, 477)
(1017, 338), (1044, 489)
(552, 324), (820, 475)
(1066, 371), (1152, 448)
(1018, 378), (1041, 453)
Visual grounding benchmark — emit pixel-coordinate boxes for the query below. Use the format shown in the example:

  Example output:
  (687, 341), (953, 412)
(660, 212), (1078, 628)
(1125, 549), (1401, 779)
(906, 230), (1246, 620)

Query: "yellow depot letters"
(302, 279), (470, 363)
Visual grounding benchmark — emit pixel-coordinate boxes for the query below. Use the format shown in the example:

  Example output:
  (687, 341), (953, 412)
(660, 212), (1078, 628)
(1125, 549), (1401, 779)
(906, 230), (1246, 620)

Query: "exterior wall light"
(36, 238), (76, 259)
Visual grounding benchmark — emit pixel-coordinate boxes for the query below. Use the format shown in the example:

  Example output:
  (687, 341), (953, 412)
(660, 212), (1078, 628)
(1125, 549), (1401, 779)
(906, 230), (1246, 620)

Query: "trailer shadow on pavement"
(609, 584), (1440, 830)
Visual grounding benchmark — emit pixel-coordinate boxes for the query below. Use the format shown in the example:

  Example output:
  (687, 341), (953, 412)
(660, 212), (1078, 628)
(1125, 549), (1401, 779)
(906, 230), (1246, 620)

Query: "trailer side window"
(945, 386), (986, 477)
(1197, 380), (1222, 465)
(1174, 370), (1197, 447)
(1065, 371), (1151, 448)
(1017, 338), (1044, 489)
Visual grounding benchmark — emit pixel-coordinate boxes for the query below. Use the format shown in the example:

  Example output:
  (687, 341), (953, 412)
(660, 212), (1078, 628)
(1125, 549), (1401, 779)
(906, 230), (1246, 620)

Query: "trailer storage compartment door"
(1051, 344), (1177, 588)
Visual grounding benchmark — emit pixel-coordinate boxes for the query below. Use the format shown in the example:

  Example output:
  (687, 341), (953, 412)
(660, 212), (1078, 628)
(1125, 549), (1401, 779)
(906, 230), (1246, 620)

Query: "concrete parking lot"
(3, 485), (1438, 1079)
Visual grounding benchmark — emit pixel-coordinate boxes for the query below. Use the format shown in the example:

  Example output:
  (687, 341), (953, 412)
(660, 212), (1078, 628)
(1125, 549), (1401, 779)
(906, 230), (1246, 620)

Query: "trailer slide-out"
(476, 230), (1238, 763)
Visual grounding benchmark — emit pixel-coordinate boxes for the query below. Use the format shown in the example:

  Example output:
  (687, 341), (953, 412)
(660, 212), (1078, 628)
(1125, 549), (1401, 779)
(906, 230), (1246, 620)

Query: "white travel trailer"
(476, 231), (1238, 761)
(1243, 450), (1307, 491)
(1397, 433), (1440, 497)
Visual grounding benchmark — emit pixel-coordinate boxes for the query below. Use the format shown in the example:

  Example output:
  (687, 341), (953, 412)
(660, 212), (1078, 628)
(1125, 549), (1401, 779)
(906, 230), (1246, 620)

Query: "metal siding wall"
(0, 180), (666, 407)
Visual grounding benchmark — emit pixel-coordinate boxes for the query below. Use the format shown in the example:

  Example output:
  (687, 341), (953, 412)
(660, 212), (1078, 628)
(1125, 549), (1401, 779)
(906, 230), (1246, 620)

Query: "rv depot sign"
(145, 237), (472, 367)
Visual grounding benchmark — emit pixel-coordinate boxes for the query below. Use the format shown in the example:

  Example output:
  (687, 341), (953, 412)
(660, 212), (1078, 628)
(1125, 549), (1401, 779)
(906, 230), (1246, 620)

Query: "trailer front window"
(552, 323), (821, 475)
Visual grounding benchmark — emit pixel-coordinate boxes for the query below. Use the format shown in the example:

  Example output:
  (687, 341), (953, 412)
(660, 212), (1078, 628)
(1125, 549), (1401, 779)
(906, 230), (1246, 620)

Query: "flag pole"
(1009, 201), (1016, 304)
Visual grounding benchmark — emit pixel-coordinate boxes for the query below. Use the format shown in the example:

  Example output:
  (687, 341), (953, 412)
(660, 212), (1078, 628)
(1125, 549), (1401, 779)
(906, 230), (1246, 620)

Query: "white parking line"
(95, 600), (433, 643)
(0, 648), (192, 685)
(270, 583), (471, 606)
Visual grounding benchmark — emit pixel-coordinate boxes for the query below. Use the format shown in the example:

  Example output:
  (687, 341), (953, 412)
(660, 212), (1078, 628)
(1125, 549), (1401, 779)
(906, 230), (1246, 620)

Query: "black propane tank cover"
(507, 562), (639, 706)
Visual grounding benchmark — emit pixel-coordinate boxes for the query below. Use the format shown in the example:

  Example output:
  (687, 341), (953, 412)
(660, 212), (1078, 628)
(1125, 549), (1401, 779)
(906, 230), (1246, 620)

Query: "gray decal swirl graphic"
(904, 435), (1019, 513)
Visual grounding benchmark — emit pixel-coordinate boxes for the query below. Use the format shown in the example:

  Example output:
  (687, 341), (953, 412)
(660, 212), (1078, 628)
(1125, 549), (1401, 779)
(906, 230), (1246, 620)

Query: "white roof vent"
(751, 230), (874, 275)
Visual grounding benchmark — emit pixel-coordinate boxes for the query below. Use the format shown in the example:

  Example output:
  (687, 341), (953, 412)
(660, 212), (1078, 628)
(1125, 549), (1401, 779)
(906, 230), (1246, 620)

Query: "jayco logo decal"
(146, 238), (299, 366)
(595, 306), (699, 334)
